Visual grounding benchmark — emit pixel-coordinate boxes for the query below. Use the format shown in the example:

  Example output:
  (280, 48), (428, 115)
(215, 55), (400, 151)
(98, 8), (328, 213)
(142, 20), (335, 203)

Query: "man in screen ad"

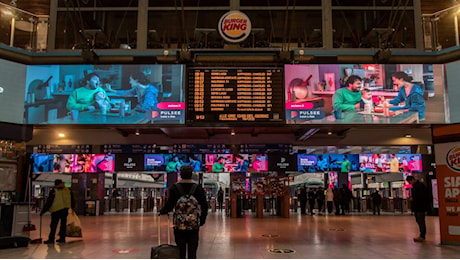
(332, 75), (362, 113)
(66, 73), (109, 111)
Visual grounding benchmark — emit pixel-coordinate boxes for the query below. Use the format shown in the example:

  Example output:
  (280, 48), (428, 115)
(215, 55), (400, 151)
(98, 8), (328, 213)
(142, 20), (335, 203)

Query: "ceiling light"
(135, 129), (140, 136)
(231, 130), (235, 136)
(58, 133), (65, 138)
(327, 131), (333, 135)
(404, 134), (412, 138)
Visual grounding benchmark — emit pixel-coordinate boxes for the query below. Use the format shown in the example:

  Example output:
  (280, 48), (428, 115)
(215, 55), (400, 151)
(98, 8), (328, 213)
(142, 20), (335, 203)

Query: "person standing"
(308, 188), (317, 215)
(406, 176), (430, 242)
(217, 187), (224, 211)
(325, 187), (334, 214)
(371, 190), (382, 215)
(160, 166), (208, 258)
(298, 186), (307, 215)
(316, 187), (325, 215)
(390, 154), (400, 172)
(40, 179), (75, 244)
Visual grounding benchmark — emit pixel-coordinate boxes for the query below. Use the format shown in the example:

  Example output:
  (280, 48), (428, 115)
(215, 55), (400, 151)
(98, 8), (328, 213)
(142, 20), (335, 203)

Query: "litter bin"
(85, 200), (97, 216)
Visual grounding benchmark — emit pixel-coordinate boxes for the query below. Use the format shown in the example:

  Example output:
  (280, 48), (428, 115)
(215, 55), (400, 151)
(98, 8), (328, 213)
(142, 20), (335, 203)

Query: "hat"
(55, 179), (63, 186)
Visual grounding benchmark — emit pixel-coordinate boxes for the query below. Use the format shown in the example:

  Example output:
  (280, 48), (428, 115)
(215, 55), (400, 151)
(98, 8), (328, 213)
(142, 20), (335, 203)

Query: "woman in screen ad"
(385, 71), (426, 120)
(105, 71), (159, 112)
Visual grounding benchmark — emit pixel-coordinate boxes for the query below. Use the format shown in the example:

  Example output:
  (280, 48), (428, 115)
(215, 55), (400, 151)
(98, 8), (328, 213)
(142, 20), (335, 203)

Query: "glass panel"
(241, 0), (321, 6)
(56, 11), (138, 49)
(332, 10), (415, 48)
(332, 0), (413, 7)
(149, 0), (229, 7)
(59, 0), (139, 8)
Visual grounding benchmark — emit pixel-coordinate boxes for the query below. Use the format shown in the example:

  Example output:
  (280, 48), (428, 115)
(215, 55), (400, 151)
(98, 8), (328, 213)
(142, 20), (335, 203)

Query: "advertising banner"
(285, 64), (446, 124)
(434, 142), (460, 245)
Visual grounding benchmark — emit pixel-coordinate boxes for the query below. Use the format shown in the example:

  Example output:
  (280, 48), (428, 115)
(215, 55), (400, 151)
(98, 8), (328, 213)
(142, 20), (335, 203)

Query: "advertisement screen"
(32, 154), (54, 173)
(285, 64), (446, 124)
(24, 64), (185, 125)
(298, 154), (359, 172)
(144, 154), (188, 172)
(359, 153), (422, 173)
(0, 59), (27, 124)
(205, 154), (268, 173)
(33, 153), (115, 173)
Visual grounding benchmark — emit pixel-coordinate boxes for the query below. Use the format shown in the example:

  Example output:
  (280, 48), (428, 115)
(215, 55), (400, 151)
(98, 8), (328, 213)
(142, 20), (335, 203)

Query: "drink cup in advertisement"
(68, 110), (79, 121)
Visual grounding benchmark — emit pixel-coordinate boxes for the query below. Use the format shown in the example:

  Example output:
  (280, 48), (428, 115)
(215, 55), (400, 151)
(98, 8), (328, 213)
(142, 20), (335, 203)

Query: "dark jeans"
(218, 200), (223, 210)
(414, 211), (426, 239)
(48, 208), (69, 241)
(327, 201), (333, 214)
(373, 203), (381, 215)
(174, 229), (200, 259)
(300, 200), (307, 214)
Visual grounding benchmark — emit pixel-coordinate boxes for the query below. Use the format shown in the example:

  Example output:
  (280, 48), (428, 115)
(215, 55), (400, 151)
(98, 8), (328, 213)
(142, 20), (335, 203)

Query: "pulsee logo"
(446, 146), (460, 172)
(218, 11), (252, 43)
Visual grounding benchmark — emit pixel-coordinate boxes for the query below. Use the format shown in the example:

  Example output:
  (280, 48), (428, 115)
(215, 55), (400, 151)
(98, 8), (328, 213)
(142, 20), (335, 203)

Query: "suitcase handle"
(158, 213), (172, 245)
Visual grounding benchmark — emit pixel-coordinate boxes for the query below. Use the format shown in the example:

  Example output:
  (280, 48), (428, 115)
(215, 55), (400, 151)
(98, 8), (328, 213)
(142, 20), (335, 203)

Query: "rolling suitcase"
(151, 215), (180, 259)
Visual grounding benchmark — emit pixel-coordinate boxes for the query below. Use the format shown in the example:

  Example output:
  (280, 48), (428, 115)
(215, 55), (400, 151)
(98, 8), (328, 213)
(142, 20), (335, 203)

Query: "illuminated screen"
(359, 153), (422, 173)
(33, 153), (114, 173)
(32, 154), (54, 173)
(144, 154), (188, 172)
(24, 64), (185, 124)
(187, 67), (284, 124)
(298, 154), (359, 172)
(285, 64), (446, 124)
(0, 59), (26, 124)
(205, 154), (268, 173)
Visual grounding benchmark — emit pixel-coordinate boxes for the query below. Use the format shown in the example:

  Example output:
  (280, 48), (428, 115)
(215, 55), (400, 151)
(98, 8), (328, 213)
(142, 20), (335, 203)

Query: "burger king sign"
(218, 11), (252, 43)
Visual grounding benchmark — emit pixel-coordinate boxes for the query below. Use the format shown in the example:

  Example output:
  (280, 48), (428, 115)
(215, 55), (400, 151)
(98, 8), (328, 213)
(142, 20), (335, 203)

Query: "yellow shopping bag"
(66, 209), (82, 237)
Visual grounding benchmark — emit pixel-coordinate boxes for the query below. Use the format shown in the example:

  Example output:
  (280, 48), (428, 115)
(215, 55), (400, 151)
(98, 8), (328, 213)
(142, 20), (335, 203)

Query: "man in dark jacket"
(298, 186), (307, 215)
(40, 179), (75, 244)
(371, 190), (382, 215)
(160, 166), (208, 259)
(406, 176), (430, 242)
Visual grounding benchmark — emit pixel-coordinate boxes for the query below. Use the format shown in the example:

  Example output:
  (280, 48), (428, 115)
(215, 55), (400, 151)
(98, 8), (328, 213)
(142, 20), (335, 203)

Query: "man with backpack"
(160, 166), (208, 258)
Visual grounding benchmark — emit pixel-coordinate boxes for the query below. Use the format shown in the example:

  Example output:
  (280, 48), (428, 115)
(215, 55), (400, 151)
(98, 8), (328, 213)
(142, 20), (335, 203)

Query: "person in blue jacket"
(106, 71), (160, 112)
(387, 71), (426, 120)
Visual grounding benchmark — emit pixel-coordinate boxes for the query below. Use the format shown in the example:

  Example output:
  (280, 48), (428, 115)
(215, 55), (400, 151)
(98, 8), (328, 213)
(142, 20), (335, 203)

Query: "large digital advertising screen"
(24, 64), (185, 125)
(298, 154), (360, 173)
(32, 153), (115, 173)
(285, 64), (446, 124)
(359, 153), (422, 173)
(205, 154), (268, 173)
(0, 59), (27, 124)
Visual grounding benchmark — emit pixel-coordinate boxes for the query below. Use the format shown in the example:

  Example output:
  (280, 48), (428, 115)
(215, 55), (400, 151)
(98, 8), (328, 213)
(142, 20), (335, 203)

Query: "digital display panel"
(297, 154), (359, 172)
(359, 153), (422, 173)
(144, 154), (188, 172)
(0, 59), (27, 124)
(24, 64), (185, 125)
(205, 154), (268, 173)
(285, 64), (446, 124)
(33, 153), (115, 173)
(187, 67), (284, 124)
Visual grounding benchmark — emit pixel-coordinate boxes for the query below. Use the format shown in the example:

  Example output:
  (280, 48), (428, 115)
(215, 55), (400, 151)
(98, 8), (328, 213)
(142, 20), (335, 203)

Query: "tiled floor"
(1, 210), (460, 259)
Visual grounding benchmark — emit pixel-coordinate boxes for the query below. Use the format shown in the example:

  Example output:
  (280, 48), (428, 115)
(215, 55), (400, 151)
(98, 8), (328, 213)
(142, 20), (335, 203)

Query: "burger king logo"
(218, 11), (252, 43)
(446, 146), (460, 172)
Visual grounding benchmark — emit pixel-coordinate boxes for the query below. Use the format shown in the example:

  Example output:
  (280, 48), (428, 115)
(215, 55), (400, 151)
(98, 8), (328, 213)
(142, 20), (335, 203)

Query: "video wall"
(0, 59), (27, 124)
(297, 154), (360, 173)
(144, 154), (203, 172)
(204, 154), (268, 173)
(32, 154), (115, 173)
(358, 153), (422, 173)
(24, 64), (185, 125)
(285, 64), (446, 124)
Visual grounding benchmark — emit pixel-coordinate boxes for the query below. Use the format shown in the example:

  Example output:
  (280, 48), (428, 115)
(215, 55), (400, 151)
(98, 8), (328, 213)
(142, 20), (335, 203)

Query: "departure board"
(188, 67), (284, 124)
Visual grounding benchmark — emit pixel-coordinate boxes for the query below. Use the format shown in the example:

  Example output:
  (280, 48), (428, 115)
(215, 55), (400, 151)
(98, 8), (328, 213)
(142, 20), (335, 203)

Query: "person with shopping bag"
(40, 179), (75, 244)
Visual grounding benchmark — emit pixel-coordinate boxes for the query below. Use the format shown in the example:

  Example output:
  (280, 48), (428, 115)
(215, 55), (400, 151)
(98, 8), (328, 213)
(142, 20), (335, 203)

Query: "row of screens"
(32, 153), (422, 173)
(0, 60), (447, 125)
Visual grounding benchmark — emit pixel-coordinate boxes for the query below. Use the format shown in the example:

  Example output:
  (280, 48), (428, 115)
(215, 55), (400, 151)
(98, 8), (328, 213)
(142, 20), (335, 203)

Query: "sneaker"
(56, 239), (66, 243)
(43, 240), (54, 244)
(413, 237), (425, 242)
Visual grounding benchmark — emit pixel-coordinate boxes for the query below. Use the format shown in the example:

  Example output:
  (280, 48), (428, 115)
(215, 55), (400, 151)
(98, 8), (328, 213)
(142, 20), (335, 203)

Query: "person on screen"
(188, 155), (202, 172)
(332, 75), (362, 112)
(384, 71), (426, 120)
(390, 154), (400, 172)
(233, 154), (249, 173)
(316, 155), (328, 172)
(212, 157), (225, 173)
(166, 156), (182, 173)
(359, 88), (375, 111)
(105, 71), (159, 112)
(66, 73), (109, 112)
